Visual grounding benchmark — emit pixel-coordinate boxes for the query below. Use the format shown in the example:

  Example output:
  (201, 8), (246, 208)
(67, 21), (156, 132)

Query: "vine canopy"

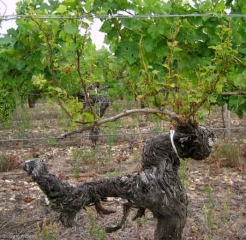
(0, 0), (246, 126)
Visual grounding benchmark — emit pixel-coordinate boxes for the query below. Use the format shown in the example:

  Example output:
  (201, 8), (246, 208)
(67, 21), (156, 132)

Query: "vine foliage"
(0, 0), (246, 126)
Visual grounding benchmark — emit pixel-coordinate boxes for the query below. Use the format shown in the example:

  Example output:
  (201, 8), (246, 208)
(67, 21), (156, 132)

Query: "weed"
(107, 135), (114, 157)
(106, 170), (119, 178)
(214, 142), (239, 168)
(87, 208), (106, 240)
(221, 188), (231, 225)
(72, 148), (95, 178)
(57, 113), (70, 128)
(202, 186), (216, 240)
(48, 138), (57, 147)
(150, 115), (162, 132)
(0, 154), (20, 172)
(133, 215), (148, 238)
(179, 159), (188, 190)
(105, 121), (119, 156)
(134, 215), (147, 225)
(112, 103), (120, 113)
(35, 219), (58, 240)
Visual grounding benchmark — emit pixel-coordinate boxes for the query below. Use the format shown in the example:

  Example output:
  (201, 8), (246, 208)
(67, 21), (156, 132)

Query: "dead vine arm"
(59, 108), (185, 138)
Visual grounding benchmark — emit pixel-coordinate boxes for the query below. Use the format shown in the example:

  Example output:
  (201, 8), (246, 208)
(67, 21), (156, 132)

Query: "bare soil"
(0, 103), (246, 240)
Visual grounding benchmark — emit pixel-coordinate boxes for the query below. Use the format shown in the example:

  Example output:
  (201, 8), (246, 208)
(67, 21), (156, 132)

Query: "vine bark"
(23, 122), (213, 239)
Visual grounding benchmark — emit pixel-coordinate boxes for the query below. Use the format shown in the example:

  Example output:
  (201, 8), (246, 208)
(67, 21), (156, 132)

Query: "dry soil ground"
(0, 102), (246, 240)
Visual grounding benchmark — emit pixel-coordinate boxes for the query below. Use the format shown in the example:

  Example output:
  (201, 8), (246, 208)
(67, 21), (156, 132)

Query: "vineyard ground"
(0, 101), (246, 240)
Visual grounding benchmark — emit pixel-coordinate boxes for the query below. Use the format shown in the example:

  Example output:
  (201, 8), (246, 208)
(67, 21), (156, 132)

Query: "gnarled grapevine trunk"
(23, 122), (213, 239)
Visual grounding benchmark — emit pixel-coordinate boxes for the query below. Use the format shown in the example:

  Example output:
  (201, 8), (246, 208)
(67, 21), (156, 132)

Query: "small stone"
(10, 195), (16, 201)
(5, 179), (14, 184)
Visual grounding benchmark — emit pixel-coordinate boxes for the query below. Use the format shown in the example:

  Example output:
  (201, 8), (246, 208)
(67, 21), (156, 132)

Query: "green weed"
(106, 170), (119, 178)
(134, 215), (147, 225)
(72, 148), (94, 178)
(35, 219), (58, 240)
(179, 159), (188, 190)
(87, 209), (106, 240)
(221, 189), (231, 226)
(202, 186), (216, 240)
(48, 138), (57, 147)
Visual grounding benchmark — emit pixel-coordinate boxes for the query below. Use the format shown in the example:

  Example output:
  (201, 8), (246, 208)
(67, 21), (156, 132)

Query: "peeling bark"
(23, 122), (213, 239)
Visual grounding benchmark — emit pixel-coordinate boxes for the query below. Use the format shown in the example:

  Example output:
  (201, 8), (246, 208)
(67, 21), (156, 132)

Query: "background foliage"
(0, 0), (246, 126)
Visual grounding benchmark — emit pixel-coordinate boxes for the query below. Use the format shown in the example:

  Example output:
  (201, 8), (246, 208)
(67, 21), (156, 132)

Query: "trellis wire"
(1, 13), (246, 22)
(0, 127), (245, 143)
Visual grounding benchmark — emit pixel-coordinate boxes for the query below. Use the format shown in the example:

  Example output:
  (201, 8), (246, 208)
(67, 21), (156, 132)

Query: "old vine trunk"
(23, 122), (213, 239)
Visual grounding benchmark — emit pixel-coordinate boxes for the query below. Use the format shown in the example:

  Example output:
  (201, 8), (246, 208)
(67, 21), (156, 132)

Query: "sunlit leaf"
(64, 23), (78, 35)
(56, 4), (67, 13)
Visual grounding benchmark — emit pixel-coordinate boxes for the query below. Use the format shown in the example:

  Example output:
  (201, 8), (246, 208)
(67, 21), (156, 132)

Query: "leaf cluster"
(93, 0), (246, 119)
(1, 0), (246, 127)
